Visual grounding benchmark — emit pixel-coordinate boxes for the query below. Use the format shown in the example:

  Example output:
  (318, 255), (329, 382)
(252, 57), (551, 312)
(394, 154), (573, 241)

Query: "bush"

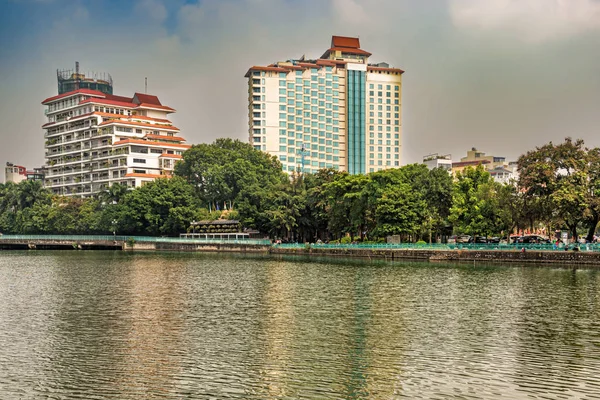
(340, 236), (352, 244)
(416, 240), (427, 245)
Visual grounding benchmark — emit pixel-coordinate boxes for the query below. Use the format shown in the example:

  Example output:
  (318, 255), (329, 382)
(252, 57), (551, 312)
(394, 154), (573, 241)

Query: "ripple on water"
(0, 252), (599, 399)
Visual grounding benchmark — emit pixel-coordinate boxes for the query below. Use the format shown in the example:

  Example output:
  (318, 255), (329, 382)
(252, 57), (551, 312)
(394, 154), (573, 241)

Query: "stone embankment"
(270, 246), (600, 266)
(3, 236), (600, 266)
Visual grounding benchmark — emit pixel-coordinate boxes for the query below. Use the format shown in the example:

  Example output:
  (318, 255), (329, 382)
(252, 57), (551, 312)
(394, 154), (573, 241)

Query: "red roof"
(244, 66), (290, 77)
(331, 36), (360, 49)
(125, 173), (166, 179)
(158, 154), (183, 159)
(80, 98), (137, 108)
(42, 89), (105, 105)
(94, 112), (171, 123)
(113, 138), (191, 148)
(99, 120), (179, 131)
(106, 94), (133, 103)
(145, 134), (185, 142)
(43, 90), (174, 112)
(133, 93), (162, 106)
(136, 103), (175, 112)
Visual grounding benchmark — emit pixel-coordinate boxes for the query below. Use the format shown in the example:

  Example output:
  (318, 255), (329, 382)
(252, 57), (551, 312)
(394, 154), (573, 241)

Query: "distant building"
(460, 147), (506, 170)
(245, 35), (404, 175)
(451, 159), (491, 176)
(4, 163), (26, 183)
(488, 166), (516, 184)
(4, 162), (46, 183)
(451, 148), (519, 184)
(423, 153), (452, 172)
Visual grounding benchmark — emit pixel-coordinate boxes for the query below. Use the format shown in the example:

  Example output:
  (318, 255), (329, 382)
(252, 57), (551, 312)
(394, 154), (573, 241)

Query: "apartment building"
(42, 88), (190, 196)
(4, 162), (46, 183)
(245, 36), (404, 174)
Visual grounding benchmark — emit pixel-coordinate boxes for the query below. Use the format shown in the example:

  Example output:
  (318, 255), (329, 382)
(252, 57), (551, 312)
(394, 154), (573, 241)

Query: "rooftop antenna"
(145, 77), (147, 94)
(75, 61), (80, 90)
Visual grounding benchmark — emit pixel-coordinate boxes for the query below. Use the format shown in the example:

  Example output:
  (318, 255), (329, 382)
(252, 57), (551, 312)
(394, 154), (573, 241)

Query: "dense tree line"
(1, 138), (599, 242)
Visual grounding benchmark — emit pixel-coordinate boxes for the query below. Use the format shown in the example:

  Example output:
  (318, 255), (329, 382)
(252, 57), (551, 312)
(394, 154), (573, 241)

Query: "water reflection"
(0, 252), (599, 399)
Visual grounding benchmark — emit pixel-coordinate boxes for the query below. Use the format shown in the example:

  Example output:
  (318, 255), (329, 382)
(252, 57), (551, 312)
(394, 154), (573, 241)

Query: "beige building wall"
(366, 71), (402, 172)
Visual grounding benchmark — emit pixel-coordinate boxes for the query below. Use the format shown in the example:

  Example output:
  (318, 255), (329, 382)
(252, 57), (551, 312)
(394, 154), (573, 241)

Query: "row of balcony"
(46, 171), (129, 187)
(46, 151), (129, 168)
(46, 158), (128, 177)
(46, 140), (113, 156)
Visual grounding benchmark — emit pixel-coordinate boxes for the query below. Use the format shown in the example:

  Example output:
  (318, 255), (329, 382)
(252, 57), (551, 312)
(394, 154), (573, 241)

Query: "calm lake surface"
(0, 251), (599, 399)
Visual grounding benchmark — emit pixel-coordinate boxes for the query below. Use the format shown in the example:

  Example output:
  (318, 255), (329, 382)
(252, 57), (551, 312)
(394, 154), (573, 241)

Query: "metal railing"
(0, 235), (596, 252)
(274, 242), (600, 252)
(0, 235), (271, 246)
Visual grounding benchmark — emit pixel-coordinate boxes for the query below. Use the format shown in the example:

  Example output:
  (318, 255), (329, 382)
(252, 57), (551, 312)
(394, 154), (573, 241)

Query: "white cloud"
(449, 0), (600, 42)
(135, 0), (167, 23)
(331, 0), (370, 24)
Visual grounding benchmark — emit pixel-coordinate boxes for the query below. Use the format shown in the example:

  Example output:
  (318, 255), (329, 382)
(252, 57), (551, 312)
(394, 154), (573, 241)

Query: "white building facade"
(246, 36), (403, 174)
(42, 89), (190, 196)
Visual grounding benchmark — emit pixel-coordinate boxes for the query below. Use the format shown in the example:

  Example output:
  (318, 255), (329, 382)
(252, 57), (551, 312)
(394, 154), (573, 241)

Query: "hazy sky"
(2, 0), (600, 182)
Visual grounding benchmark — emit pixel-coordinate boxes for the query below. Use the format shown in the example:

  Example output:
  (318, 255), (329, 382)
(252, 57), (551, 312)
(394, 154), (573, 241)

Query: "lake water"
(0, 251), (599, 399)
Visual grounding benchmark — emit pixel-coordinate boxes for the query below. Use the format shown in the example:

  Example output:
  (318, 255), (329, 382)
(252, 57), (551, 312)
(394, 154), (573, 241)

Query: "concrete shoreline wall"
(270, 247), (600, 266)
(3, 238), (600, 266)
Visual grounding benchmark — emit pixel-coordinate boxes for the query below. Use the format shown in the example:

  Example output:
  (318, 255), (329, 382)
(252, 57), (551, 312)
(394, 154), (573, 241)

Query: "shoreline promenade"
(2, 235), (600, 267)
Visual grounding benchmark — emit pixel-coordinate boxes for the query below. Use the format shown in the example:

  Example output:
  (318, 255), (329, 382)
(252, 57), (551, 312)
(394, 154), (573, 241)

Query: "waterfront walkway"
(2, 235), (600, 266)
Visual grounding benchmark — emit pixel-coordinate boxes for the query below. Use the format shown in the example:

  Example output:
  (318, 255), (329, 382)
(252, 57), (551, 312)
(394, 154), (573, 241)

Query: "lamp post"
(192, 220), (198, 238)
(112, 219), (117, 241)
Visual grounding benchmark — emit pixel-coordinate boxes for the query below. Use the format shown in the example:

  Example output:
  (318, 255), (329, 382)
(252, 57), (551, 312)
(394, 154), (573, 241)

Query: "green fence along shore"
(2, 235), (600, 266)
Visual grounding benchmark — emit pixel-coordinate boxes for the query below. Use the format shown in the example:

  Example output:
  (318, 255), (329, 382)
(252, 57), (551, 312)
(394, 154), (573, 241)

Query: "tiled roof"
(42, 89), (105, 105)
(99, 120), (179, 131)
(244, 66), (290, 77)
(43, 90), (174, 112)
(113, 138), (191, 148)
(124, 173), (166, 179)
(145, 134), (185, 142)
(331, 36), (360, 49)
(94, 112), (171, 123)
(105, 94), (134, 103)
(136, 103), (175, 112)
(133, 93), (162, 106)
(158, 154), (183, 159)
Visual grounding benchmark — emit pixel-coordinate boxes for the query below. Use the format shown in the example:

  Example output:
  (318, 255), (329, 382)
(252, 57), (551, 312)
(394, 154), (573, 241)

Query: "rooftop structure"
(423, 153), (452, 172)
(488, 166), (516, 184)
(57, 62), (113, 95)
(245, 35), (404, 174)
(42, 87), (189, 196)
(460, 147), (506, 170)
(5, 162), (46, 183)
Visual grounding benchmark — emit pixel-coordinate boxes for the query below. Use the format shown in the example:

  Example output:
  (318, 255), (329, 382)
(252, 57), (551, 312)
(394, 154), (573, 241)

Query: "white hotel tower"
(246, 36), (404, 175)
(42, 67), (190, 196)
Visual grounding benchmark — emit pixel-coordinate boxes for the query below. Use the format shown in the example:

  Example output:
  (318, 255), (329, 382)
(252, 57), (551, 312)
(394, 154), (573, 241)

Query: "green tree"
(116, 177), (203, 236)
(518, 138), (592, 241)
(449, 166), (504, 237)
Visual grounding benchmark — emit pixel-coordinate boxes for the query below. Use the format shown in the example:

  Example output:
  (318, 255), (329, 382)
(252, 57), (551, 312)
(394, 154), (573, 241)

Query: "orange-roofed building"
(42, 66), (189, 196)
(245, 35), (404, 175)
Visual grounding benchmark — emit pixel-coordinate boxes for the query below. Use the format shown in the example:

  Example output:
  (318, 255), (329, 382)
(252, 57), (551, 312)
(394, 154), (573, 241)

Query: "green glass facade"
(346, 70), (366, 174)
